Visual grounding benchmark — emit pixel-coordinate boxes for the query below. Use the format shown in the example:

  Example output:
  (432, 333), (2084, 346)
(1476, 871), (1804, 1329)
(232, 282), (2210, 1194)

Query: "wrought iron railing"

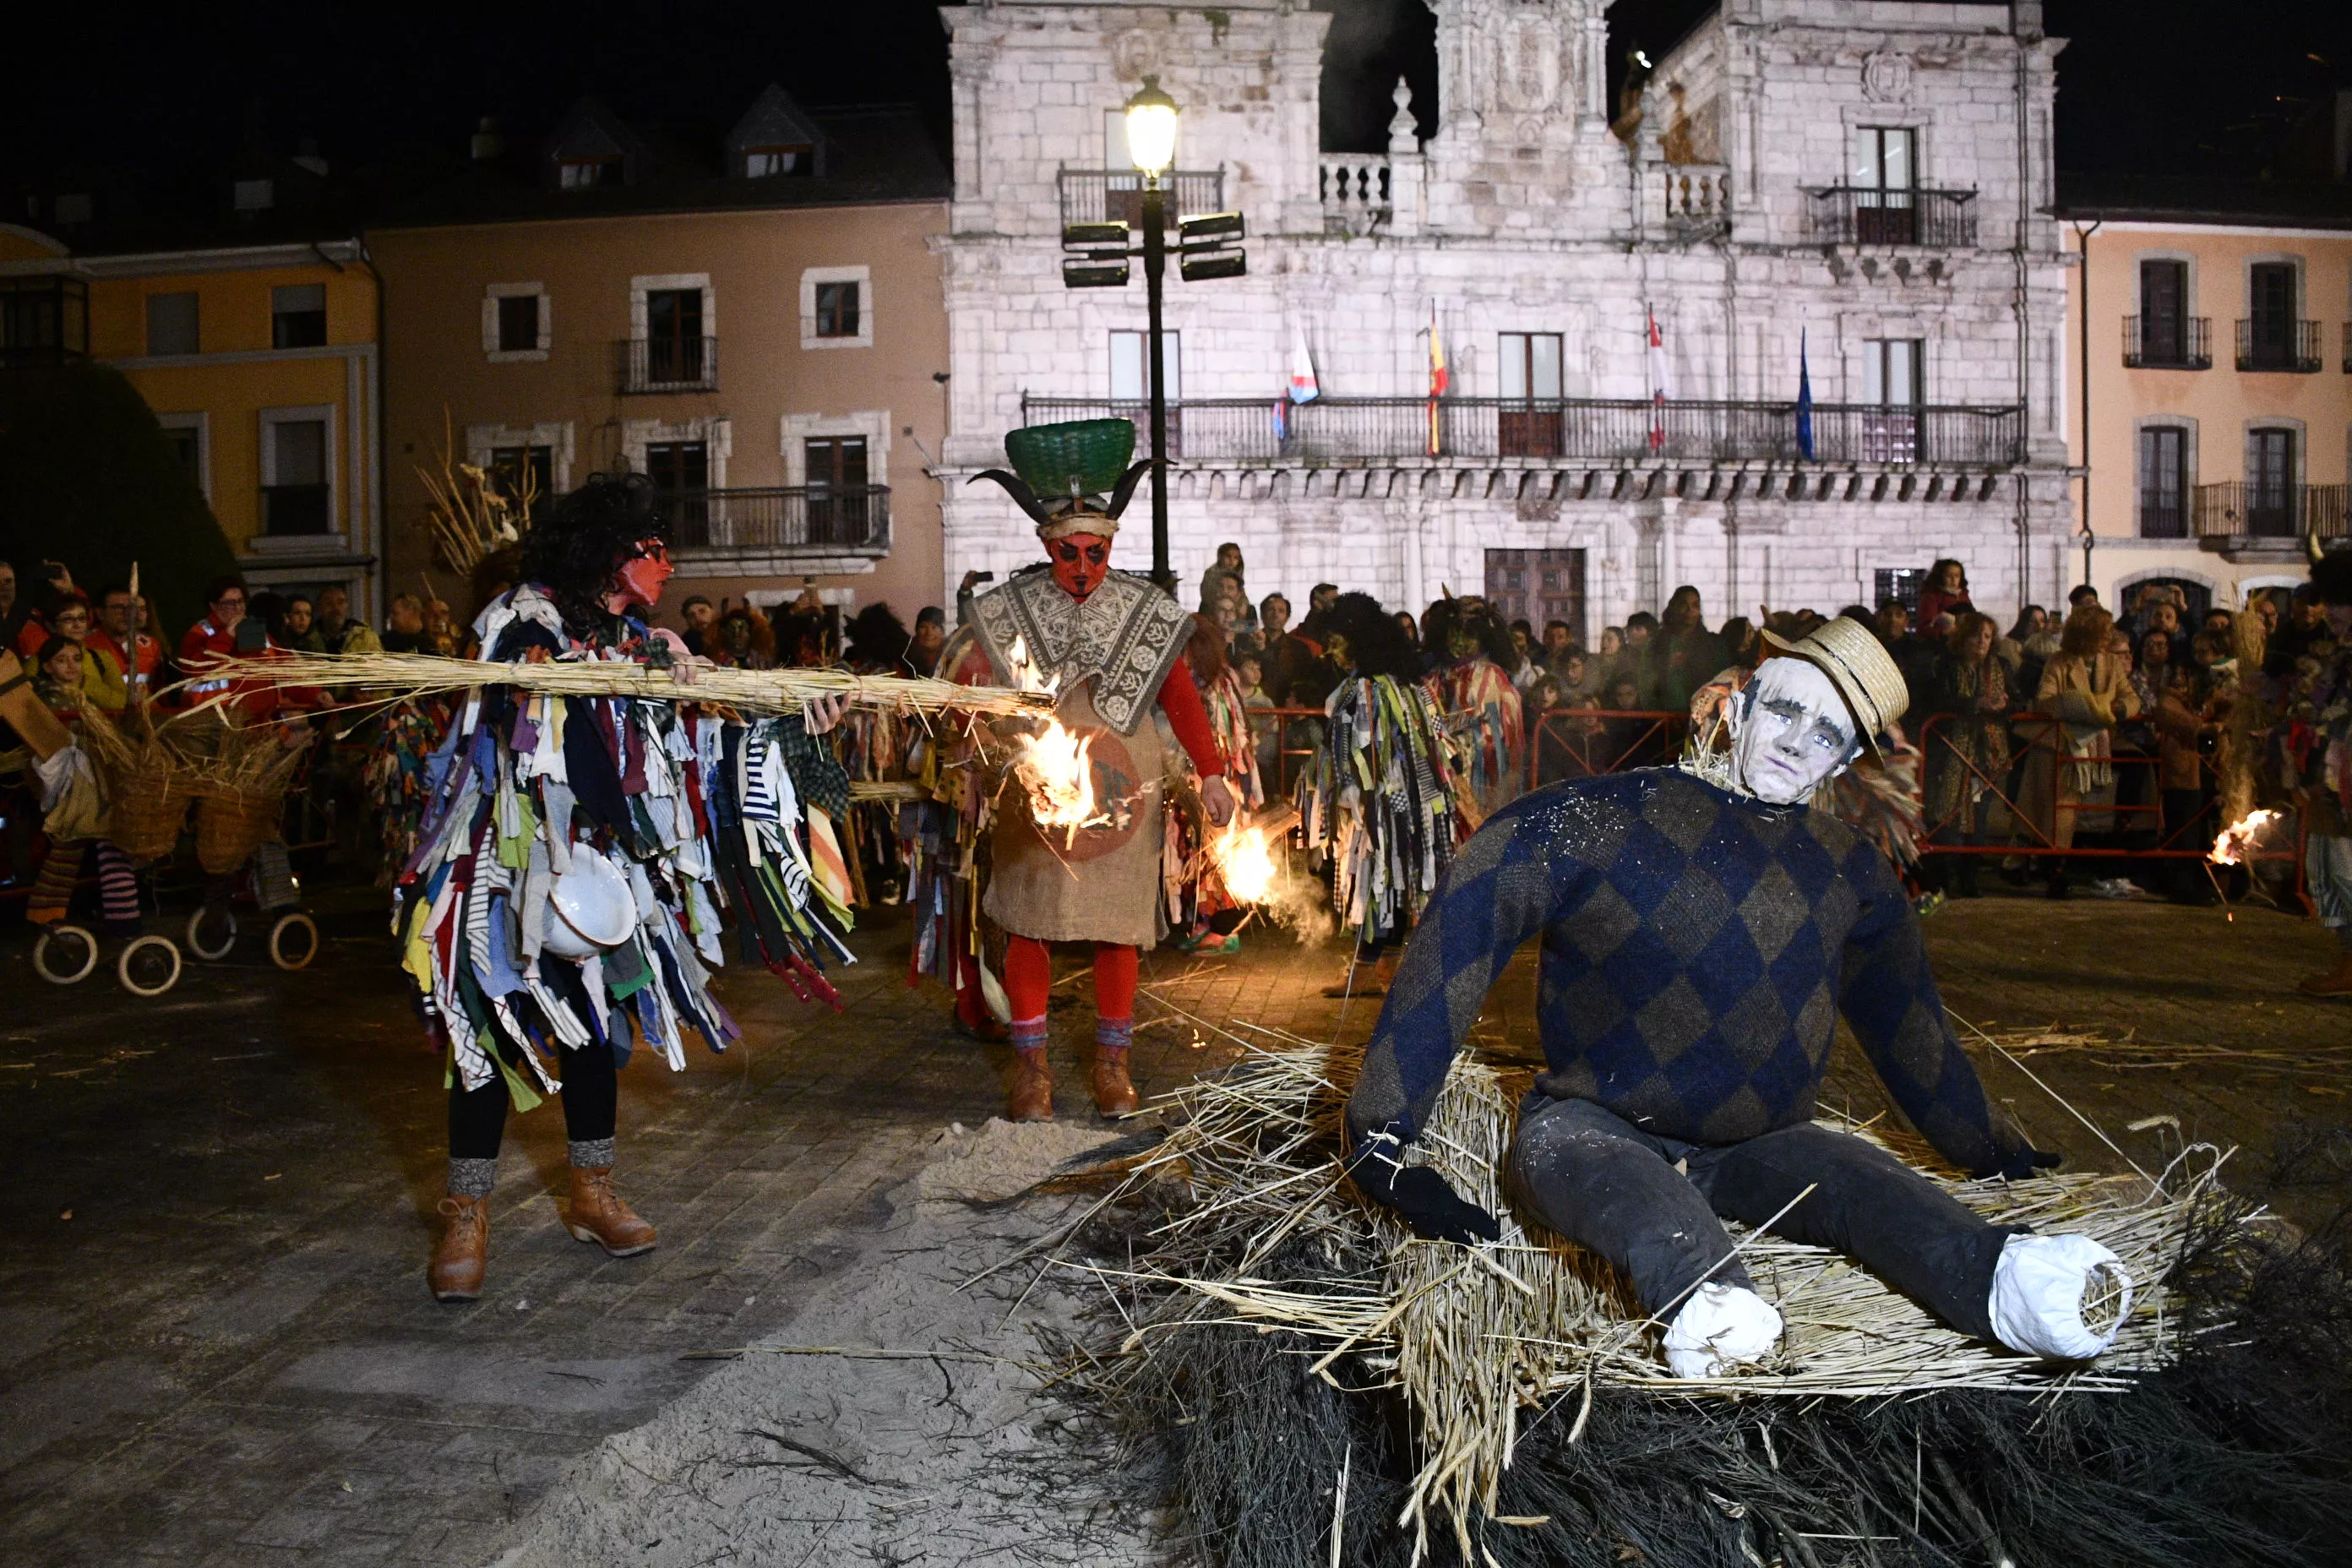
(2234, 318), (2322, 373)
(2193, 481), (2349, 541)
(1019, 395), (2024, 467)
(1804, 186), (1977, 247)
(616, 336), (719, 394)
(1054, 167), (1226, 231)
(261, 482), (332, 536)
(662, 485), (890, 553)
(2121, 314), (2212, 370)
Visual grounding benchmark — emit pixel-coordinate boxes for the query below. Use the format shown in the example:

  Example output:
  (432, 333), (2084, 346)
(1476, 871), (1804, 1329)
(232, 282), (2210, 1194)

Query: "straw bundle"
(417, 409), (528, 575)
(849, 780), (928, 802)
(79, 705), (306, 866)
(1051, 1026), (2240, 1563)
(186, 651), (1054, 721)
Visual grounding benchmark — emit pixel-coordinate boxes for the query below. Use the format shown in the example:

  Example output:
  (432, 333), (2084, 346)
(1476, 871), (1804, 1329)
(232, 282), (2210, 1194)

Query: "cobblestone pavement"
(2, 879), (2345, 1565)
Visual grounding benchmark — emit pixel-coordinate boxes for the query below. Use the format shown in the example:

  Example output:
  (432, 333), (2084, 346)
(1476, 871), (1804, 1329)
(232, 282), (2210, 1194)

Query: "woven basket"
(107, 770), (193, 864)
(1004, 418), (1135, 498)
(194, 787), (287, 875)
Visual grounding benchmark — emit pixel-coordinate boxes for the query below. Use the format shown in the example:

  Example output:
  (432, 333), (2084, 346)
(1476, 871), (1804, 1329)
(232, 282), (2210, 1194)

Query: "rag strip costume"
(2278, 550), (2352, 991)
(951, 418), (1232, 1119)
(408, 475), (852, 1302)
(1298, 593), (1470, 995)
(1345, 618), (2132, 1374)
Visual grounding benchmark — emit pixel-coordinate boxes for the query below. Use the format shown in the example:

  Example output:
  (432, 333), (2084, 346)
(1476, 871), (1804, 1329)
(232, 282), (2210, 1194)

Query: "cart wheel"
(117, 935), (182, 997)
(185, 906), (237, 961)
(33, 924), (100, 985)
(270, 912), (318, 972)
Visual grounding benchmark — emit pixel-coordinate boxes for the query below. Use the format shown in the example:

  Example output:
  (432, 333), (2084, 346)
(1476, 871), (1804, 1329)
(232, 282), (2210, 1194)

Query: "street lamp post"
(1123, 77), (1180, 589)
(1059, 76), (1244, 592)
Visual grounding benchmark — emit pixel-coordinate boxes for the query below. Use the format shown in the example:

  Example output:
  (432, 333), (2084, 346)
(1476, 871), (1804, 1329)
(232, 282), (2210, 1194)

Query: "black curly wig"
(1325, 591), (1423, 683)
(518, 471), (668, 634)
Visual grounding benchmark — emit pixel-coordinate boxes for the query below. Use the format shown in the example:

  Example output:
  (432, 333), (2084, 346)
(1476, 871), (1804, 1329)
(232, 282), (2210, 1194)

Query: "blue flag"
(1795, 329), (1815, 461)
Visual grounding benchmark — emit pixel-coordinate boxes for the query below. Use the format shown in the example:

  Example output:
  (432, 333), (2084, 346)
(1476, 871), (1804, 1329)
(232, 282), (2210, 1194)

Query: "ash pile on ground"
(489, 1118), (1160, 1567)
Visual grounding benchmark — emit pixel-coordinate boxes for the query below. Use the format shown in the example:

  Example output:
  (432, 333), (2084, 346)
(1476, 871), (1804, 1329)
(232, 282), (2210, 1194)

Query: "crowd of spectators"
(6, 536), (2314, 910)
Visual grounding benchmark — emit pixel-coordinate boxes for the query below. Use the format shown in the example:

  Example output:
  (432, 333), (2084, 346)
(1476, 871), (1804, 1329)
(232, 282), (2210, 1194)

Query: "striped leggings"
(31, 840), (141, 933)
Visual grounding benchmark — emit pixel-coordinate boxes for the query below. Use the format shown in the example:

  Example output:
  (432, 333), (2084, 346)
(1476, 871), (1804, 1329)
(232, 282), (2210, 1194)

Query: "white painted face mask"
(1727, 658), (1859, 806)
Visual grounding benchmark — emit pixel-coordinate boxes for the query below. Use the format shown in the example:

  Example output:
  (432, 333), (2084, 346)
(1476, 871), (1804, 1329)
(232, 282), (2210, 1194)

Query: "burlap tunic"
(983, 677), (1167, 948)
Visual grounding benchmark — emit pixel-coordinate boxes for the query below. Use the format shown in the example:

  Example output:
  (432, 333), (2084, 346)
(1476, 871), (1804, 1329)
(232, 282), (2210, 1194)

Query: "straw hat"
(1756, 614), (1910, 757)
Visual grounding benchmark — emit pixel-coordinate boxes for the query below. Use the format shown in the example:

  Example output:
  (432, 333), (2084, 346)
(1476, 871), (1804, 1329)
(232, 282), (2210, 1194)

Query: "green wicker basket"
(1004, 419), (1135, 501)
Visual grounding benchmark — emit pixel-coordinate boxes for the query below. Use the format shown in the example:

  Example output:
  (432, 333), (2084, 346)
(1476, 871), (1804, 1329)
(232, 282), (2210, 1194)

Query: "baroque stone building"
(937, 0), (2072, 634)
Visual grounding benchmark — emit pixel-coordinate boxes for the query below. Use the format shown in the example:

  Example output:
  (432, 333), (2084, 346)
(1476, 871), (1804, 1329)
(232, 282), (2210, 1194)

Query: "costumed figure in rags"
(1307, 592), (1470, 999)
(947, 419), (1236, 1121)
(1346, 616), (2137, 1375)
(405, 474), (854, 1302)
(2279, 547), (2352, 994)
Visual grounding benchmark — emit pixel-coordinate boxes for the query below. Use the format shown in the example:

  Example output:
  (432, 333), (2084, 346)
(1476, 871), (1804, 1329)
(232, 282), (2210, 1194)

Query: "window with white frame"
(482, 283), (551, 361)
(2137, 424), (2190, 538)
(259, 406), (335, 538)
(1859, 338), (1923, 464)
(799, 266), (872, 350)
(1108, 329), (1180, 400)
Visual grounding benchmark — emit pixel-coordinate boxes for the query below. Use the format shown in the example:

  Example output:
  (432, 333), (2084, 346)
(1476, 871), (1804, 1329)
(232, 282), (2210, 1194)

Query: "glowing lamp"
(1124, 76), (1180, 178)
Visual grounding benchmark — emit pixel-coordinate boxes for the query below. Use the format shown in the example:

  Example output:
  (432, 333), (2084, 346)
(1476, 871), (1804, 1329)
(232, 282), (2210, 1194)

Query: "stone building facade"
(937, 0), (2073, 634)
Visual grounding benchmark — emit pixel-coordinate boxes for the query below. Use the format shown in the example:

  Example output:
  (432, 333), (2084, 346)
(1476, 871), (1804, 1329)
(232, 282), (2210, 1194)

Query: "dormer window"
(558, 157), (622, 190)
(743, 144), (813, 178)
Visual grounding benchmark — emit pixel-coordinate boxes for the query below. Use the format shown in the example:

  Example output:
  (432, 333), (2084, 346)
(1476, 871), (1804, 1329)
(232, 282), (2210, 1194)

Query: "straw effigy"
(1038, 1009), (2352, 1568)
(184, 651), (1055, 721)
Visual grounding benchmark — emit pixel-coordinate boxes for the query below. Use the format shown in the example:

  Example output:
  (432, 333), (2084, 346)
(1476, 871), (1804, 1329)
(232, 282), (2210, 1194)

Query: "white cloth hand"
(1989, 1233), (2132, 1360)
(1663, 1282), (1783, 1379)
(802, 694), (847, 735)
(1201, 774), (1237, 827)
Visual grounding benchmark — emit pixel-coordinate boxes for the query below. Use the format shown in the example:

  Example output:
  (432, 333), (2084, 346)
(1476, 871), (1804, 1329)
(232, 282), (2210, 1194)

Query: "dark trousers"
(1508, 1094), (2018, 1342)
(448, 1043), (618, 1160)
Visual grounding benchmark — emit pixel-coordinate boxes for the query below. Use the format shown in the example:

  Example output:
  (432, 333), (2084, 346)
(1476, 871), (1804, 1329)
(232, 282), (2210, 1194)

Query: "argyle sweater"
(1346, 766), (2028, 1179)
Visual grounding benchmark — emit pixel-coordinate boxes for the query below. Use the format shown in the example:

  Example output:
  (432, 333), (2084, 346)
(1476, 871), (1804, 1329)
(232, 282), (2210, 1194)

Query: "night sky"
(4, 1), (2347, 203)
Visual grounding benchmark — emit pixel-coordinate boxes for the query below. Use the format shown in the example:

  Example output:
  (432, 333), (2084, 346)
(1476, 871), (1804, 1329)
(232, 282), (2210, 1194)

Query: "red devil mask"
(606, 538), (674, 613)
(1048, 533), (1112, 600)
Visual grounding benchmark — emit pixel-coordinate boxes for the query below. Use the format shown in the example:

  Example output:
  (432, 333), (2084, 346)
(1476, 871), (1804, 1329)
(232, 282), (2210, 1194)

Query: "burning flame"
(1209, 819), (1278, 905)
(1003, 634), (1060, 699)
(1017, 721), (1098, 845)
(2209, 808), (2283, 867)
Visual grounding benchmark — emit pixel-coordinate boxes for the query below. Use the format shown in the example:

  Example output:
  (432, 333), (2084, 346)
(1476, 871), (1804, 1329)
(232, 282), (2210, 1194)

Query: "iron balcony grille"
(2121, 314), (2212, 370)
(617, 335), (719, 394)
(2193, 481), (2349, 541)
(261, 482), (333, 536)
(1055, 167), (1226, 231)
(1804, 187), (1978, 248)
(660, 485), (890, 553)
(2233, 318), (2322, 373)
(1019, 395), (2025, 468)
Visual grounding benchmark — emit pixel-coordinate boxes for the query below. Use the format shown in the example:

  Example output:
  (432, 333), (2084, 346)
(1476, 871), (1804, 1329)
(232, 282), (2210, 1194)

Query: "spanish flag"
(1425, 301), (1448, 456)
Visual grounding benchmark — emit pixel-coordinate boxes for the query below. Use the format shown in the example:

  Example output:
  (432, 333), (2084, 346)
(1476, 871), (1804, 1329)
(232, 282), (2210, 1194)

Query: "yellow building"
(2061, 175), (2352, 618)
(0, 214), (381, 618)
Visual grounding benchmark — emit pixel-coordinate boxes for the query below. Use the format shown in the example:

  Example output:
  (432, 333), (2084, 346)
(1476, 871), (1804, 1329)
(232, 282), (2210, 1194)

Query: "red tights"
(1003, 934), (1136, 1025)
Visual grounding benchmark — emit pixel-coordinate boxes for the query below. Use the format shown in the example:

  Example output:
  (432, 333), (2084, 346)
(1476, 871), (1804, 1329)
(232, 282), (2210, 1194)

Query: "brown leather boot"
(564, 1167), (658, 1257)
(429, 1195), (487, 1303)
(2298, 954), (2352, 996)
(1006, 1046), (1054, 1122)
(1092, 1049), (1140, 1117)
(1321, 952), (1398, 999)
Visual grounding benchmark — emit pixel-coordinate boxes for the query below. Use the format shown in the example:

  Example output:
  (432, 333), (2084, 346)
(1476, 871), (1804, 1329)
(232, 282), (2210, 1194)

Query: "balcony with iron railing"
(1804, 186), (1977, 248)
(659, 485), (890, 561)
(261, 482), (333, 536)
(1018, 395), (2024, 468)
(2234, 318), (2322, 373)
(2193, 481), (2349, 542)
(616, 336), (719, 394)
(1054, 166), (1226, 231)
(2121, 314), (2212, 370)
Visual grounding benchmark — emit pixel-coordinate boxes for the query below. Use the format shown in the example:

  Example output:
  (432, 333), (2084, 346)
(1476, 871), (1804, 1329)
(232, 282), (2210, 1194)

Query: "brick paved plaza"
(2, 885), (2346, 1565)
